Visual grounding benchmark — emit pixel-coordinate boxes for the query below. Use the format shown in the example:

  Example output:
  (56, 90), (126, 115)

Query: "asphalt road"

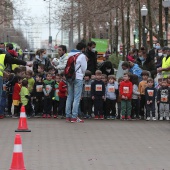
(0, 119), (170, 170)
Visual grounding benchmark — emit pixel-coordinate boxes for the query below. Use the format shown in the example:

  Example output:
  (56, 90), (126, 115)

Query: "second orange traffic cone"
(9, 134), (26, 170)
(15, 106), (31, 132)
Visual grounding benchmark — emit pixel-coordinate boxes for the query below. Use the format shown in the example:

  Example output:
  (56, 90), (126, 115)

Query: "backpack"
(64, 53), (81, 82)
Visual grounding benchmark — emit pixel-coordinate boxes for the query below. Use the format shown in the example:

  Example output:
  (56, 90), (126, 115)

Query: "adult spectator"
(65, 42), (87, 123)
(157, 47), (170, 78)
(33, 49), (51, 74)
(86, 41), (97, 75)
(0, 53), (32, 105)
(136, 50), (157, 78)
(121, 61), (142, 81)
(52, 45), (68, 74)
(99, 60), (114, 76)
(148, 42), (161, 60)
(0, 43), (6, 54)
(155, 48), (164, 69)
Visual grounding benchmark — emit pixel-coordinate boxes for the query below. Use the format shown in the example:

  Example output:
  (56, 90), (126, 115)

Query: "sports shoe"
(53, 115), (57, 118)
(12, 115), (19, 119)
(94, 115), (99, 119)
(47, 114), (51, 118)
(106, 116), (110, 120)
(71, 117), (84, 123)
(146, 117), (151, 121)
(166, 117), (169, 121)
(110, 116), (115, 120)
(121, 115), (125, 120)
(159, 117), (163, 121)
(42, 114), (46, 118)
(152, 117), (156, 121)
(0, 115), (4, 119)
(127, 116), (131, 120)
(99, 115), (104, 120)
(66, 117), (71, 122)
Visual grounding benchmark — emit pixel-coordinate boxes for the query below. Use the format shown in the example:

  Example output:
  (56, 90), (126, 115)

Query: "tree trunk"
(147, 0), (153, 49)
(159, 0), (164, 47)
(121, 0), (125, 60)
(138, 0), (141, 49)
(127, 1), (131, 55)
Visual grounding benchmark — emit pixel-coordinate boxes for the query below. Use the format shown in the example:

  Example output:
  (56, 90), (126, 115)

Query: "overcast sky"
(14, 0), (60, 44)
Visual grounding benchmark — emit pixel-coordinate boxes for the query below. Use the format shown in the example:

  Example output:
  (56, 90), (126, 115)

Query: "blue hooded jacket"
(129, 64), (142, 81)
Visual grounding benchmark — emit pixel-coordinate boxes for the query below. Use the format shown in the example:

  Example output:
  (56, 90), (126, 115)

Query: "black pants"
(106, 99), (116, 117)
(82, 97), (92, 115)
(58, 97), (67, 116)
(94, 98), (103, 116)
(140, 95), (145, 118)
(53, 100), (59, 115)
(44, 97), (52, 115)
(8, 94), (12, 115)
(34, 97), (43, 115)
(146, 103), (155, 117)
(25, 100), (32, 116)
(131, 99), (139, 118)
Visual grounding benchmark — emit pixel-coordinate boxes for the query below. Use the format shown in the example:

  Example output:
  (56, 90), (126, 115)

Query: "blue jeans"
(66, 79), (83, 118)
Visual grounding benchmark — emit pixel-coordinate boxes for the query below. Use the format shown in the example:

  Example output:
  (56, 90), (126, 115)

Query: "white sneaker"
(146, 117), (150, 121)
(159, 117), (163, 121)
(152, 117), (156, 121)
(166, 117), (169, 121)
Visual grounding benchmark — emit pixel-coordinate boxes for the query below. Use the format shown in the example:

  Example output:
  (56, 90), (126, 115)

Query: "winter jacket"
(136, 55), (157, 78)
(129, 64), (142, 81)
(105, 82), (118, 100)
(119, 80), (133, 100)
(67, 50), (87, 80)
(82, 80), (92, 98)
(52, 54), (68, 74)
(58, 80), (67, 98)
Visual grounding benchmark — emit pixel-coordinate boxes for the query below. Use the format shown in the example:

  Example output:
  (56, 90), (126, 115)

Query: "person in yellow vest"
(0, 53), (32, 118)
(157, 47), (170, 78)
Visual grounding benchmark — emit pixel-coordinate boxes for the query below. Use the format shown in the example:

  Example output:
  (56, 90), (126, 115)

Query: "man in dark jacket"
(136, 50), (157, 78)
(85, 41), (97, 75)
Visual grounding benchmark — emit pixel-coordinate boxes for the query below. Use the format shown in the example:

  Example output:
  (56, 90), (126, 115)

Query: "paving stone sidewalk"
(0, 119), (170, 170)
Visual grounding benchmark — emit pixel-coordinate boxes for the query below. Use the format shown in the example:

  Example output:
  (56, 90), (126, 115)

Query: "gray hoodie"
(105, 82), (118, 100)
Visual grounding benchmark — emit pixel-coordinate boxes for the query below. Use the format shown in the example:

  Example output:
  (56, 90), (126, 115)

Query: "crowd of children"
(1, 61), (170, 121)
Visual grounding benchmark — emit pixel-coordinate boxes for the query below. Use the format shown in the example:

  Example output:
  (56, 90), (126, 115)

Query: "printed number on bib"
(96, 85), (102, 91)
(161, 95), (168, 102)
(108, 86), (115, 92)
(36, 85), (43, 92)
(123, 87), (129, 93)
(147, 90), (154, 97)
(85, 85), (91, 91)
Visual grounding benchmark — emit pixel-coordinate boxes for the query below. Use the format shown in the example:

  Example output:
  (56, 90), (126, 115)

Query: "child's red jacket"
(12, 83), (21, 100)
(58, 80), (67, 98)
(119, 80), (133, 100)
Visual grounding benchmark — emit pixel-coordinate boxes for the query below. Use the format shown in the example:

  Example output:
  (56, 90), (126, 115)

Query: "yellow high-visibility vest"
(0, 54), (6, 77)
(162, 56), (170, 78)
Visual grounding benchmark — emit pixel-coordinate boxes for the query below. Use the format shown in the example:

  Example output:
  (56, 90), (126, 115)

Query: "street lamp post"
(114, 18), (119, 57)
(141, 5), (148, 49)
(44, 0), (52, 50)
(162, 0), (170, 46)
(133, 30), (136, 48)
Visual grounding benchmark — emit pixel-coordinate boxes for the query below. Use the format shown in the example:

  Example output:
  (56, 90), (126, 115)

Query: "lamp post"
(114, 18), (119, 57)
(162, 0), (170, 46)
(141, 5), (148, 49)
(133, 30), (136, 48)
(44, 0), (52, 50)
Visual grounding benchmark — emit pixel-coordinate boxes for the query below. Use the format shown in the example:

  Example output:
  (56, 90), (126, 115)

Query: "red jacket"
(8, 50), (18, 57)
(12, 83), (21, 100)
(58, 80), (67, 98)
(119, 80), (133, 99)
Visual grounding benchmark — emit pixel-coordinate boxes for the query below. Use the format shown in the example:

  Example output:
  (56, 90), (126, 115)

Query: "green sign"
(91, 38), (108, 53)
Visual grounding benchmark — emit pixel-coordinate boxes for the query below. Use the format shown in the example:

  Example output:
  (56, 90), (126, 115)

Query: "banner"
(91, 38), (108, 53)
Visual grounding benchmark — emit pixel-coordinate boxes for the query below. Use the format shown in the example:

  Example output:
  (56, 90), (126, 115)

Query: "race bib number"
(96, 85), (102, 91)
(108, 86), (115, 92)
(147, 90), (154, 97)
(123, 87), (129, 93)
(3, 84), (6, 91)
(161, 95), (168, 102)
(85, 85), (91, 91)
(36, 85), (43, 92)
(46, 85), (51, 92)
(55, 89), (59, 96)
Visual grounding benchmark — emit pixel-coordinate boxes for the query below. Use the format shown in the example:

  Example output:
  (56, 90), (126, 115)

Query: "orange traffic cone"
(15, 106), (31, 132)
(9, 134), (26, 170)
